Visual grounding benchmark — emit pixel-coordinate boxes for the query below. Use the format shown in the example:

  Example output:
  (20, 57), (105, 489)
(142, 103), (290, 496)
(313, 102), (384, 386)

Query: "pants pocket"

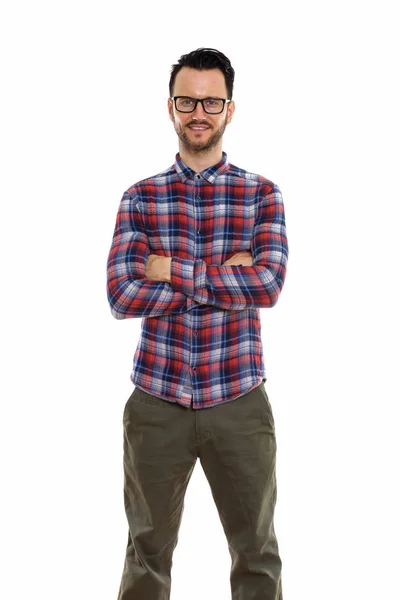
(122, 387), (139, 423)
(258, 384), (275, 427)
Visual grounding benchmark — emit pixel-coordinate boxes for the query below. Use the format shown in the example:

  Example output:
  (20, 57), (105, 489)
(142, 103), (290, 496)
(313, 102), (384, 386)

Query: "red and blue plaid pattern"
(107, 153), (288, 408)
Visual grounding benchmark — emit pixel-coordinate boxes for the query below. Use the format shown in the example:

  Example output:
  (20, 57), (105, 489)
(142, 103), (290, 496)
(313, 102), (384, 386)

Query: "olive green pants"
(117, 382), (283, 600)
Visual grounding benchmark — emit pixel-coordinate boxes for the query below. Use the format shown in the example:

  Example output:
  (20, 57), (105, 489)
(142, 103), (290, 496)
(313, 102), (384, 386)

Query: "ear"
(168, 98), (174, 122)
(226, 99), (235, 124)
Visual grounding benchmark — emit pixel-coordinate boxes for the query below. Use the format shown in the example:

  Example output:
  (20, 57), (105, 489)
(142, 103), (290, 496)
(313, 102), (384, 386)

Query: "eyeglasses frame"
(171, 96), (232, 115)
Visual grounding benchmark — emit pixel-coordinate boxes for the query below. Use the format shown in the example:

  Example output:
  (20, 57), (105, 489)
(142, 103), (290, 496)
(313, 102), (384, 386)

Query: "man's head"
(168, 48), (235, 157)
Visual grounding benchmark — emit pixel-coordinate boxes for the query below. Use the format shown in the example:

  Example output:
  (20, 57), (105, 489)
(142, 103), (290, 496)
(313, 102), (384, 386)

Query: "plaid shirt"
(107, 152), (288, 408)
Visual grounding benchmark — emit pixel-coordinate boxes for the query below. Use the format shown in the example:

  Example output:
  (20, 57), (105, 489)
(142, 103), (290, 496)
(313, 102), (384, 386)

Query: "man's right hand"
(222, 251), (253, 266)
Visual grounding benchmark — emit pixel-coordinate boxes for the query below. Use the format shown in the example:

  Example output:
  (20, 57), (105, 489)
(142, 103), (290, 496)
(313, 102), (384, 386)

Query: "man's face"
(168, 67), (235, 154)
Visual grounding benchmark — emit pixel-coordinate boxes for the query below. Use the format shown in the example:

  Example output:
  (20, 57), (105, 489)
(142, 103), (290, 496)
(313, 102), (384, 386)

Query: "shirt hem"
(130, 374), (267, 409)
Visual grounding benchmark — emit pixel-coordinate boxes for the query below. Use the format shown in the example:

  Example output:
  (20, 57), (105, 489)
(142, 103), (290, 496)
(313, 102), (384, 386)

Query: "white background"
(1, 1), (399, 599)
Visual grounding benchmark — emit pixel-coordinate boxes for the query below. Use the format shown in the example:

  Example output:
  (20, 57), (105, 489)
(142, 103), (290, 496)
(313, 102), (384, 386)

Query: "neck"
(178, 144), (223, 173)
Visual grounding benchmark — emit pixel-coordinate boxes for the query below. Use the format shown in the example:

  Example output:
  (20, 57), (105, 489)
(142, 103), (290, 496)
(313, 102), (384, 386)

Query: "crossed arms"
(107, 185), (288, 319)
(145, 250), (253, 282)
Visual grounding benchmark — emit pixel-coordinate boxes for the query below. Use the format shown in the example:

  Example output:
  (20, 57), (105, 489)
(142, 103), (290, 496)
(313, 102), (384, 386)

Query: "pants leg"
(117, 387), (197, 600)
(198, 383), (283, 600)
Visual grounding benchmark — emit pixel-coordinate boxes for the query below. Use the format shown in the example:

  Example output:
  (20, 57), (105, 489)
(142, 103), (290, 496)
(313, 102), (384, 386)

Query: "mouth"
(187, 123), (211, 132)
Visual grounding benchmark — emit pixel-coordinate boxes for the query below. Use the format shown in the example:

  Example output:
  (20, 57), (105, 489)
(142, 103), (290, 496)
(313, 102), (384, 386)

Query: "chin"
(190, 141), (214, 153)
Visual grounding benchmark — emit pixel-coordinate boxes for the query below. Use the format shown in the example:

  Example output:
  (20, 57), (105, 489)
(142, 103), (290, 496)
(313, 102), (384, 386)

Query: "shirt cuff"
(170, 257), (195, 296)
(170, 257), (207, 297)
(132, 252), (148, 278)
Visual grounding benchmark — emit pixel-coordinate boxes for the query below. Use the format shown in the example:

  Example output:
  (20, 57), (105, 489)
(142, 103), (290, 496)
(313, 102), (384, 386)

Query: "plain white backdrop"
(1, 1), (399, 599)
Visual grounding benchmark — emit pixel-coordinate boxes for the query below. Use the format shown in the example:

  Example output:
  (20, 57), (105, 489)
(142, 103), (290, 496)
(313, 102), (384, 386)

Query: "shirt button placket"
(191, 174), (202, 387)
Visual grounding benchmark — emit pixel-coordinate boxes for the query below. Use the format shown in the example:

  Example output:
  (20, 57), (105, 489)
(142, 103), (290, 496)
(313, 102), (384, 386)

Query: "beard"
(173, 114), (228, 154)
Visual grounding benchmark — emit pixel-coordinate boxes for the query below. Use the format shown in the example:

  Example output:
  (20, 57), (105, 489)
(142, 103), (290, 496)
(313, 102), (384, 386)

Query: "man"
(107, 48), (288, 600)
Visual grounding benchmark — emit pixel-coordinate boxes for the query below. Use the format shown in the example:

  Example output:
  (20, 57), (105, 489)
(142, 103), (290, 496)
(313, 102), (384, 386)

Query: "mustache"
(186, 120), (212, 128)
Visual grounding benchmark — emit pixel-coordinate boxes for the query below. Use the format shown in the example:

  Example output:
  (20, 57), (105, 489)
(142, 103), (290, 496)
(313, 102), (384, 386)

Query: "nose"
(192, 100), (208, 119)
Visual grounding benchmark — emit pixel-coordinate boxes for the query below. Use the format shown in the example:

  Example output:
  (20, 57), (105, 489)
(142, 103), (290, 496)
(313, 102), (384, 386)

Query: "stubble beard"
(174, 115), (228, 155)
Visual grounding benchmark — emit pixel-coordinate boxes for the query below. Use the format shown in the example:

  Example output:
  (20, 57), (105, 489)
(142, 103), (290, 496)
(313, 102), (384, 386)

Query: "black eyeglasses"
(171, 96), (232, 114)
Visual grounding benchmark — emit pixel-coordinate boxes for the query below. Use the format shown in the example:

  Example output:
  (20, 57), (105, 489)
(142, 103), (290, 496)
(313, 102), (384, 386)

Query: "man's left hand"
(145, 255), (172, 282)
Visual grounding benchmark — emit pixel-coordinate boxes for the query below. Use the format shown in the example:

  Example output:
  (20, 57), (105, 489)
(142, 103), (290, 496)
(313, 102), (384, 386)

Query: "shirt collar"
(174, 151), (229, 185)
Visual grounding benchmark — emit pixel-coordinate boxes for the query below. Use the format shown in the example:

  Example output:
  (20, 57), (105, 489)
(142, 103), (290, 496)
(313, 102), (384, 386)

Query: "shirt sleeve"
(169, 184), (288, 310)
(107, 191), (196, 319)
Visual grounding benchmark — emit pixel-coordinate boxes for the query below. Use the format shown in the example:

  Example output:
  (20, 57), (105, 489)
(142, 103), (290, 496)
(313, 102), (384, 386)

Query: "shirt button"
(193, 331), (198, 336)
(196, 196), (201, 201)
(196, 174), (201, 179)
(196, 230), (201, 235)
(192, 366), (196, 370)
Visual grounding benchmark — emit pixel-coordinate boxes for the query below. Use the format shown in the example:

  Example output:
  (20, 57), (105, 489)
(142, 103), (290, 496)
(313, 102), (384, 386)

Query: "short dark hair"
(169, 48), (235, 99)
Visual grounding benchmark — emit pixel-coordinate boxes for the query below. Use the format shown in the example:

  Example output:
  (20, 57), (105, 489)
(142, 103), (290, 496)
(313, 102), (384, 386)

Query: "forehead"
(173, 67), (227, 97)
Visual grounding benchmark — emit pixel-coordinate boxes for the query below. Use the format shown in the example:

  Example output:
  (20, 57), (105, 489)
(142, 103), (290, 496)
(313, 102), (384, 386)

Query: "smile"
(188, 125), (210, 131)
